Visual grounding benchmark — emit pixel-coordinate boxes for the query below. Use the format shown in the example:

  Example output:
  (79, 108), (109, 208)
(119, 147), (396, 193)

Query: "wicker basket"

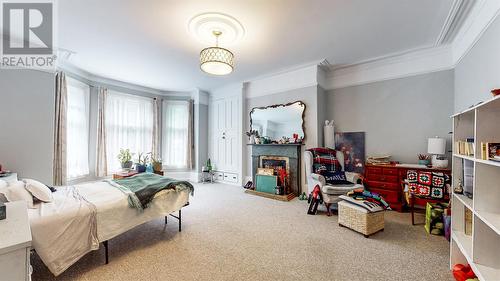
(338, 200), (385, 237)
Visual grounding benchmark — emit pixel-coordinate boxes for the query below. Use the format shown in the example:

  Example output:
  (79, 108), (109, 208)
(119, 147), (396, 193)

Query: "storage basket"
(338, 200), (385, 237)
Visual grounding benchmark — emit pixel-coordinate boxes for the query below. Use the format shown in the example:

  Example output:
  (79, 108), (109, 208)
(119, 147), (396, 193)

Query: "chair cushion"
(322, 183), (362, 195)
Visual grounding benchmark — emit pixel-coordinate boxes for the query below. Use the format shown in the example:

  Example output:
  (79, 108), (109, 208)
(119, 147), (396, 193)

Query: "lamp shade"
(428, 137), (446, 155)
(200, 46), (234, 75)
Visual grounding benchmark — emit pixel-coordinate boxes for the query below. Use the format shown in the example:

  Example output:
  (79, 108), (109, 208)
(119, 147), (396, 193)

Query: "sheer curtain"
(66, 77), (90, 179)
(162, 100), (190, 169)
(106, 91), (154, 173)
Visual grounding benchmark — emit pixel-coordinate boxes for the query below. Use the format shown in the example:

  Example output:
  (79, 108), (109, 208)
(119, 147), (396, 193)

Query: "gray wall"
(455, 15), (500, 112)
(326, 70), (454, 164)
(0, 69), (55, 184)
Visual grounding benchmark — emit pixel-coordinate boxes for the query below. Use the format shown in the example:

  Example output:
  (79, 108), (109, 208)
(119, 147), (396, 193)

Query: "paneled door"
(209, 96), (240, 173)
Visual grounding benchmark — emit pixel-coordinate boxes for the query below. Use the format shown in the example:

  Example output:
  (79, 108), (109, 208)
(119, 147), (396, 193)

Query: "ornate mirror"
(250, 101), (306, 141)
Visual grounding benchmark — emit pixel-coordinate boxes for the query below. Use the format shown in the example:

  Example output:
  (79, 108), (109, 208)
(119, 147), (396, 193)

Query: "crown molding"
(324, 0), (500, 90)
(243, 64), (320, 98)
(58, 61), (192, 97)
(326, 45), (454, 90)
(451, 0), (500, 64)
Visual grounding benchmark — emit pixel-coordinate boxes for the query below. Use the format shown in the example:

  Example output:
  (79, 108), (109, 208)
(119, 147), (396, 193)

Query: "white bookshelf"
(450, 95), (500, 281)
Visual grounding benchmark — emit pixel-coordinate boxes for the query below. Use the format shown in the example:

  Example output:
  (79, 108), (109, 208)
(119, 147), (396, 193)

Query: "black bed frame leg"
(164, 216), (168, 225)
(178, 209), (182, 232)
(103, 240), (109, 264)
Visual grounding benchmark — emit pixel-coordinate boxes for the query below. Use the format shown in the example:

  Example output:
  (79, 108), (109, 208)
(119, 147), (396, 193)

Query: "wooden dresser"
(364, 163), (451, 212)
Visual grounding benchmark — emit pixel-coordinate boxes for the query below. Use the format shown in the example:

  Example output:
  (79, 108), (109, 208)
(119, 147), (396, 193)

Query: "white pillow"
(23, 179), (53, 203)
(1, 181), (35, 208)
(0, 180), (7, 189)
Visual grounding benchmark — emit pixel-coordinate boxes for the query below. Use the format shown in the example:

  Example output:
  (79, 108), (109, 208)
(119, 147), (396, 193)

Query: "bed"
(27, 176), (193, 276)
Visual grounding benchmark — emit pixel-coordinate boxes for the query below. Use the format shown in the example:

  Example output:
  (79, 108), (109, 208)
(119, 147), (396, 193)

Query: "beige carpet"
(32, 182), (453, 281)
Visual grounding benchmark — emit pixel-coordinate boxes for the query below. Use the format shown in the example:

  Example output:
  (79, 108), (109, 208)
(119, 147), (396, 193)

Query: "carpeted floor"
(32, 182), (453, 281)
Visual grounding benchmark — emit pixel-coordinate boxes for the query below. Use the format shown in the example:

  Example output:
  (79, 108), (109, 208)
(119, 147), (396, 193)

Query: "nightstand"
(0, 201), (32, 281)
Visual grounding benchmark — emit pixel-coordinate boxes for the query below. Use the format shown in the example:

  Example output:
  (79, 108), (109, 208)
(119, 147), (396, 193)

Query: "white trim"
(58, 61), (194, 96)
(243, 64), (319, 98)
(324, 0), (500, 90)
(326, 45), (454, 90)
(450, 0), (500, 64)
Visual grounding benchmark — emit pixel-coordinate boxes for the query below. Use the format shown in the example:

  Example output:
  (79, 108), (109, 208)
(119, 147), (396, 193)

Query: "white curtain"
(162, 100), (190, 169)
(66, 77), (90, 179)
(106, 91), (154, 173)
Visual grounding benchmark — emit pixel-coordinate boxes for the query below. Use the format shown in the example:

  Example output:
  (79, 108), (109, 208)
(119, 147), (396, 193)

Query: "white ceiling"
(58, 0), (454, 92)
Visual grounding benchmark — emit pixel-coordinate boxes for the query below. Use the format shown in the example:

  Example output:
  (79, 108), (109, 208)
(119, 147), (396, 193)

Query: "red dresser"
(364, 163), (451, 212)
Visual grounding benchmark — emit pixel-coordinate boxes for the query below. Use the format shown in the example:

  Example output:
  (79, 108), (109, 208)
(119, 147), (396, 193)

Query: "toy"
(307, 185), (323, 215)
(452, 264), (476, 281)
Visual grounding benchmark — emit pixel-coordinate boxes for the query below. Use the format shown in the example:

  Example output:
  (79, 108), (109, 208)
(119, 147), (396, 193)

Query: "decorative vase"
(136, 164), (147, 173)
(250, 135), (255, 144)
(418, 159), (430, 166)
(255, 137), (261, 144)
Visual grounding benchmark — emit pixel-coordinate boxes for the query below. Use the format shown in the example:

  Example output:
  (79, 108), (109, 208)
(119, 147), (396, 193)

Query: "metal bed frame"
(102, 202), (189, 264)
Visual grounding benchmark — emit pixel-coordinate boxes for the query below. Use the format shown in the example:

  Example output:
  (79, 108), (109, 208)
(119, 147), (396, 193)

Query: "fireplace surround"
(248, 143), (303, 197)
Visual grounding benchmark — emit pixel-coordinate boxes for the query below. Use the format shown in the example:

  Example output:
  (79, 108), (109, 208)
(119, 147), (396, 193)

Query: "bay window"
(105, 91), (154, 173)
(162, 100), (190, 169)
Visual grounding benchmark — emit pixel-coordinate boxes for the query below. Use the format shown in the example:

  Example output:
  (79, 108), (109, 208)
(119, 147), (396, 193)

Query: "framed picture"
(335, 132), (366, 173)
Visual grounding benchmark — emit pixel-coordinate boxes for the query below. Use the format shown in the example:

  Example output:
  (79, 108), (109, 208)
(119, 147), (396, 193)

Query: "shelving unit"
(450, 95), (500, 281)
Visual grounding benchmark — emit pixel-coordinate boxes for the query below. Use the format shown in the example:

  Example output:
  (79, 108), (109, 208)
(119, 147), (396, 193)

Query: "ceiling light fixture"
(189, 13), (244, 76)
(199, 30), (234, 76)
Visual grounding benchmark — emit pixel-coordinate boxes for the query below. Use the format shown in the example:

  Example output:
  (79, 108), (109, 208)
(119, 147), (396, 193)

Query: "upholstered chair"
(304, 150), (364, 215)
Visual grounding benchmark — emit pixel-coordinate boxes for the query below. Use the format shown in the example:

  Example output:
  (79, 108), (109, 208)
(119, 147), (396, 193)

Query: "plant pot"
(153, 163), (162, 172)
(136, 164), (147, 173)
(418, 159), (430, 166)
(121, 161), (133, 171)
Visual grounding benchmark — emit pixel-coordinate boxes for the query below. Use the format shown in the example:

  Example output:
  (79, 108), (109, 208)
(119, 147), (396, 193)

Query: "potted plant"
(135, 152), (149, 173)
(151, 156), (162, 173)
(245, 130), (259, 144)
(117, 148), (134, 171)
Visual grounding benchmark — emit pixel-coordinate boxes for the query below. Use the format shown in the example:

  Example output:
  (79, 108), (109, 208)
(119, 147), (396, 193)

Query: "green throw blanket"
(107, 173), (194, 211)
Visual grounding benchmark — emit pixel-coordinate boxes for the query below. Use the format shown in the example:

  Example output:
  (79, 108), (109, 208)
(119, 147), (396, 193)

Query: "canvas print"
(335, 132), (366, 173)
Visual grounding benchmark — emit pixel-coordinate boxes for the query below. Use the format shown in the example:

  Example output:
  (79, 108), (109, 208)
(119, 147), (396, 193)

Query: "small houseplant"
(117, 148), (133, 171)
(245, 130), (259, 144)
(135, 152), (150, 173)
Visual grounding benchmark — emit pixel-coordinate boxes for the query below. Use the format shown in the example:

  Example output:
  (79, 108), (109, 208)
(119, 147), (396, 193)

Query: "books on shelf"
(456, 138), (474, 156)
(480, 142), (500, 162)
(463, 159), (474, 199)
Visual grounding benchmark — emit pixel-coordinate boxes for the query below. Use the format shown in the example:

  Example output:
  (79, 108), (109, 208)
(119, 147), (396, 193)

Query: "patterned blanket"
(107, 173), (194, 211)
(307, 147), (341, 174)
(407, 170), (450, 199)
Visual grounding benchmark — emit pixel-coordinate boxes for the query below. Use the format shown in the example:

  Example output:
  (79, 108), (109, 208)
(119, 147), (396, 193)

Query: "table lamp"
(428, 137), (448, 168)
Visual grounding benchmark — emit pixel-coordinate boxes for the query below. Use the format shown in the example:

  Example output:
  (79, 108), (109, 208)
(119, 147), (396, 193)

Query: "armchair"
(304, 149), (364, 216)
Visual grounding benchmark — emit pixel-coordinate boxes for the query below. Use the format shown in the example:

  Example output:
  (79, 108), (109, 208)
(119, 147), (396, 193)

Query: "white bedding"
(28, 180), (190, 276)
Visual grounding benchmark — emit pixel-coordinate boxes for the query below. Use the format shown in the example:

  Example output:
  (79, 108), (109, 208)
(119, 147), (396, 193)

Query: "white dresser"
(0, 201), (32, 281)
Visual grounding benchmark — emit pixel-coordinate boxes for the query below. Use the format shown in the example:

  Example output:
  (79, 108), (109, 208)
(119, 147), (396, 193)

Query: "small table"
(112, 171), (138, 180)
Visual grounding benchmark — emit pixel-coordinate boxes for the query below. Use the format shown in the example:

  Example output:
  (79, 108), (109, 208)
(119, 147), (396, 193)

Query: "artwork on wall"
(335, 132), (366, 174)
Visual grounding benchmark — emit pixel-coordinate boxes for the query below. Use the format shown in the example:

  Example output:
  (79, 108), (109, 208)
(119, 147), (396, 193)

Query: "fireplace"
(248, 144), (303, 199)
